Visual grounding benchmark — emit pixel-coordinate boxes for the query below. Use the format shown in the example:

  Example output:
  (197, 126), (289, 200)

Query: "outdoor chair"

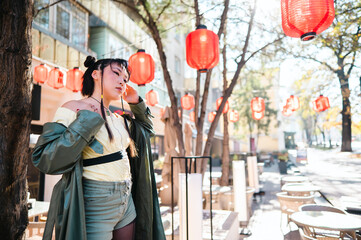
(276, 192), (315, 230)
(299, 204), (347, 214)
(299, 228), (317, 240)
(26, 221), (46, 239)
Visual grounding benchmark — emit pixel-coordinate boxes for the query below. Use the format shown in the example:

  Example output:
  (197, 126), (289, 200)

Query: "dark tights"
(112, 220), (135, 240)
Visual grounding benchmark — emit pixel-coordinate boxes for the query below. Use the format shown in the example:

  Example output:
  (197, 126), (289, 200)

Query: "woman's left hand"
(123, 84), (139, 104)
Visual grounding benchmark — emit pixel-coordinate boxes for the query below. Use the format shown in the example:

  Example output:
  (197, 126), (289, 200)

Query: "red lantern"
(47, 67), (64, 89)
(208, 111), (216, 122)
(251, 97), (265, 113)
(186, 25), (219, 72)
(229, 110), (239, 122)
(181, 93), (195, 110)
(190, 111), (196, 122)
(313, 95), (330, 112)
(282, 105), (293, 117)
(66, 67), (84, 92)
(145, 89), (159, 106)
(252, 110), (264, 120)
(128, 49), (155, 86)
(216, 97), (229, 114)
(160, 108), (165, 118)
(286, 95), (300, 111)
(34, 64), (48, 84)
(281, 0), (335, 41)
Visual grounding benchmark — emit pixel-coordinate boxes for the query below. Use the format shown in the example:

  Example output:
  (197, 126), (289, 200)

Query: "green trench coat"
(32, 100), (166, 240)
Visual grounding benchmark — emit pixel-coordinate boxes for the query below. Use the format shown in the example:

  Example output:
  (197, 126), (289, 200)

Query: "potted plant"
(278, 150), (289, 174)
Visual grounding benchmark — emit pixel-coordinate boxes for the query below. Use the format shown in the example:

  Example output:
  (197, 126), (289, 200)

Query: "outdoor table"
(281, 183), (320, 196)
(280, 176), (309, 187)
(28, 200), (50, 221)
(290, 211), (361, 239)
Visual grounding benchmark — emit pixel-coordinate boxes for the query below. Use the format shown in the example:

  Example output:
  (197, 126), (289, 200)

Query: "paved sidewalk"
(241, 147), (361, 240)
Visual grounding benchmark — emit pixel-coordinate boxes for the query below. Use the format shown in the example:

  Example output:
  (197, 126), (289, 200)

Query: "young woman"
(32, 56), (165, 240)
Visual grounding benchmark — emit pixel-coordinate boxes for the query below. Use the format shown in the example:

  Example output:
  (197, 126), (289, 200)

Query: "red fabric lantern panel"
(66, 67), (84, 92)
(208, 111), (216, 122)
(281, 0), (335, 41)
(313, 95), (330, 112)
(160, 108), (165, 118)
(145, 90), (159, 106)
(282, 105), (293, 116)
(128, 49), (155, 86)
(216, 97), (229, 114)
(229, 110), (239, 122)
(286, 95), (300, 111)
(190, 111), (196, 122)
(181, 93), (195, 110)
(34, 64), (48, 84)
(47, 67), (64, 89)
(186, 25), (219, 72)
(251, 97), (265, 113)
(252, 110), (264, 120)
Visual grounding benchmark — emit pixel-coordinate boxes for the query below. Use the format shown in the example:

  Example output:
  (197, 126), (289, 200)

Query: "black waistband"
(83, 151), (123, 167)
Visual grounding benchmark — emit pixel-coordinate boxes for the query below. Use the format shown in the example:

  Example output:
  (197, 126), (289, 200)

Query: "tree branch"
(112, 0), (149, 25)
(194, 0), (201, 26)
(239, 0), (257, 64)
(33, 0), (64, 18)
(346, 51), (357, 77)
(244, 36), (284, 64)
(156, 0), (172, 22)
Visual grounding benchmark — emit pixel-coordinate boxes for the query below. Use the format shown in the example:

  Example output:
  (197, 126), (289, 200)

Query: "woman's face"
(101, 63), (129, 101)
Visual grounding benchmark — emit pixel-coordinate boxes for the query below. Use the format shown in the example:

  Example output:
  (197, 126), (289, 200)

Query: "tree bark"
(336, 63), (352, 152)
(220, 26), (230, 186)
(340, 88), (352, 151)
(0, 0), (33, 238)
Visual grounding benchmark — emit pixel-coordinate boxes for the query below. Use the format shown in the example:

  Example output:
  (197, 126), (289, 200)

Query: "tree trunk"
(340, 95), (352, 151)
(220, 113), (230, 186)
(220, 32), (230, 186)
(0, 0), (33, 238)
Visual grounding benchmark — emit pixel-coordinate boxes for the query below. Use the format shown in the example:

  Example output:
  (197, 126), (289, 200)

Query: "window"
(34, 0), (50, 29)
(56, 5), (70, 39)
(175, 56), (181, 74)
(72, 14), (86, 48)
(33, 0), (88, 50)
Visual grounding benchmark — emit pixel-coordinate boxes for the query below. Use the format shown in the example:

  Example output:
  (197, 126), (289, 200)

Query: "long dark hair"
(82, 56), (137, 157)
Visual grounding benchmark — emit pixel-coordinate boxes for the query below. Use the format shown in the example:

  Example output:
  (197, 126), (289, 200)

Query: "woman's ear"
(91, 70), (99, 80)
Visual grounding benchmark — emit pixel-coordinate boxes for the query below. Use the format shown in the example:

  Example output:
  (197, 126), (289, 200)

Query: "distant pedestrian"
(32, 56), (165, 240)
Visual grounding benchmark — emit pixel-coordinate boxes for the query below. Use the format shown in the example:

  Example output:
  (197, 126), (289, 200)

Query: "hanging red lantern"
(66, 67), (84, 92)
(128, 49), (155, 86)
(190, 111), (196, 122)
(208, 111), (216, 122)
(216, 97), (229, 114)
(281, 0), (335, 41)
(251, 97), (265, 113)
(229, 110), (239, 122)
(34, 64), (48, 84)
(282, 105), (293, 116)
(186, 25), (219, 72)
(181, 93), (195, 110)
(286, 95), (300, 111)
(252, 110), (264, 120)
(145, 89), (159, 106)
(160, 108), (165, 118)
(47, 67), (64, 89)
(313, 95), (330, 112)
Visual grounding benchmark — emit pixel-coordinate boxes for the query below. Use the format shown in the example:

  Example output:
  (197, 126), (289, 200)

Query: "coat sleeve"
(32, 110), (105, 175)
(129, 97), (155, 137)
